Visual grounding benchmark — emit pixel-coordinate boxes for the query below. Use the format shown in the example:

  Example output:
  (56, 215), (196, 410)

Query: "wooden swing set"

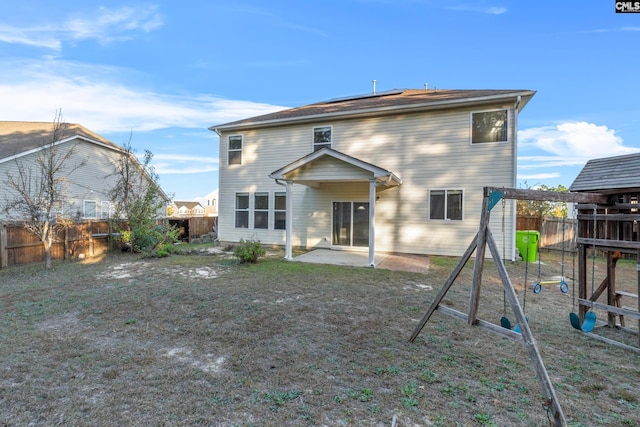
(408, 186), (614, 427)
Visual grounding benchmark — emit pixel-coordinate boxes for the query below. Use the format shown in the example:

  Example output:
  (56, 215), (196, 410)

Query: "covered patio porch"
(269, 148), (402, 267)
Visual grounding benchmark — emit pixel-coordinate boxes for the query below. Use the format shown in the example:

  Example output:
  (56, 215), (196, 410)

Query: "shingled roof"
(570, 152), (640, 193)
(0, 121), (121, 161)
(173, 201), (204, 210)
(211, 89), (536, 131)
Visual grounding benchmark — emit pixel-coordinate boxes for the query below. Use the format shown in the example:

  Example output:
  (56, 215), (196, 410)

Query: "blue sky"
(1, 1), (639, 202)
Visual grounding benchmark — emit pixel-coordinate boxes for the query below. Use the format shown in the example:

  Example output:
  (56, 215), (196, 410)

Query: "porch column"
(284, 180), (293, 260)
(368, 178), (376, 267)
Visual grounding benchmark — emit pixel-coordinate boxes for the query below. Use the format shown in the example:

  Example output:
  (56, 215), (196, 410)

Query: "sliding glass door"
(332, 201), (369, 247)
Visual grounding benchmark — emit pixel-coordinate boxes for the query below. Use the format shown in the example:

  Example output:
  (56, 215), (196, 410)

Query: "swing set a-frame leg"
(409, 186), (568, 427)
(408, 232), (478, 343)
(486, 228), (567, 427)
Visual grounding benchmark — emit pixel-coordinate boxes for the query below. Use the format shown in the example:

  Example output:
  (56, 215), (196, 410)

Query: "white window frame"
(470, 109), (509, 144)
(274, 192), (286, 230)
(83, 200), (98, 219)
(428, 189), (464, 221)
(228, 135), (243, 165)
(313, 126), (332, 151)
(235, 192), (249, 228)
(254, 192), (269, 229)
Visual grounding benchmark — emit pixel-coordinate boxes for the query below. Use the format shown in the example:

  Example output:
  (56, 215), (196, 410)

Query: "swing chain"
(501, 196), (508, 316)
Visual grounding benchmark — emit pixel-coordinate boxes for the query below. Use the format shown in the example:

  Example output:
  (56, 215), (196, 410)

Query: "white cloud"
(152, 154), (219, 175)
(65, 5), (163, 43)
(0, 59), (286, 133)
(447, 4), (507, 14)
(517, 122), (640, 186)
(517, 172), (560, 180)
(587, 27), (640, 33)
(0, 5), (163, 50)
(518, 122), (638, 164)
(0, 24), (61, 49)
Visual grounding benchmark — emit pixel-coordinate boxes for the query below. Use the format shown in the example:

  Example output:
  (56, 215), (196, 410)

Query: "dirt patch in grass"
(1, 248), (639, 426)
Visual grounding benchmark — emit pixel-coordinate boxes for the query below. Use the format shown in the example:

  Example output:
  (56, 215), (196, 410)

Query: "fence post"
(89, 221), (94, 257)
(0, 224), (7, 269)
(64, 226), (69, 261)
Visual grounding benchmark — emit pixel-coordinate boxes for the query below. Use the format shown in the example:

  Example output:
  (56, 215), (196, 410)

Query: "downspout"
(275, 179), (293, 260)
(511, 95), (521, 261)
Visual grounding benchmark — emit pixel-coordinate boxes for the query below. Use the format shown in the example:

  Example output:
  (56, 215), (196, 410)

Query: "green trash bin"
(515, 230), (539, 262)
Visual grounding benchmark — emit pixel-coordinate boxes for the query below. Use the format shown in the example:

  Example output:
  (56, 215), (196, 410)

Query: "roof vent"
(372, 79), (376, 94)
(424, 83), (429, 90)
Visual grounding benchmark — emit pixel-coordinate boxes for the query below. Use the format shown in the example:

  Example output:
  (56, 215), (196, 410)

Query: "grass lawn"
(1, 245), (639, 426)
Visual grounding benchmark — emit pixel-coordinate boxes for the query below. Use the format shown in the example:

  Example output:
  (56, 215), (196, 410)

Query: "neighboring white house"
(210, 88), (535, 265)
(0, 121), (170, 221)
(196, 189), (218, 217)
(169, 201), (205, 217)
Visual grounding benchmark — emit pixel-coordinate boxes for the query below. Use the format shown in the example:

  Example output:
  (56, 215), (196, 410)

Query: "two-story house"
(0, 121), (169, 221)
(169, 201), (205, 217)
(210, 88), (535, 265)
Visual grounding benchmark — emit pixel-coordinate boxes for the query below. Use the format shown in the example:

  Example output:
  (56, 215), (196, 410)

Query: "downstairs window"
(429, 189), (463, 221)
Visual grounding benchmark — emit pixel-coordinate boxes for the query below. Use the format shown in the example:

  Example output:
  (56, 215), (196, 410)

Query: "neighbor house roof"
(173, 201), (204, 209)
(570, 152), (640, 193)
(211, 89), (536, 132)
(0, 121), (171, 202)
(0, 121), (122, 161)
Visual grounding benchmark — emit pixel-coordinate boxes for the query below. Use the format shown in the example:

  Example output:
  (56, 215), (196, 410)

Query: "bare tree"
(2, 110), (86, 268)
(108, 137), (176, 254)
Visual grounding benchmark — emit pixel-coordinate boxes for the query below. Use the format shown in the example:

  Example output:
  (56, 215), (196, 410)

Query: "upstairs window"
(429, 189), (463, 221)
(471, 110), (508, 144)
(83, 200), (97, 219)
(235, 193), (249, 228)
(228, 135), (243, 165)
(313, 126), (332, 151)
(274, 192), (286, 230)
(254, 192), (269, 229)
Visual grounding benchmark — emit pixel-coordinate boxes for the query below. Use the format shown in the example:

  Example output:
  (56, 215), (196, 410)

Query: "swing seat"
(513, 317), (529, 334)
(533, 279), (569, 294)
(569, 311), (597, 333)
(500, 316), (512, 330)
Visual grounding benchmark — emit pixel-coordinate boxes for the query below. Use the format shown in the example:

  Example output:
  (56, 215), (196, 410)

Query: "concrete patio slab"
(292, 249), (383, 268)
(293, 249), (430, 273)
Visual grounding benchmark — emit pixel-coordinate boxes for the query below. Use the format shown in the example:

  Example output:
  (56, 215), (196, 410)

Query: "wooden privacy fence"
(516, 215), (577, 251)
(540, 217), (577, 251)
(187, 217), (218, 241)
(515, 214), (542, 232)
(1, 217), (219, 268)
(0, 220), (120, 269)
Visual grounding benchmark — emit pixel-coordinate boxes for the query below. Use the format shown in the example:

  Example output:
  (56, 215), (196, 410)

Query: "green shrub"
(233, 239), (266, 263)
(154, 242), (178, 258)
(119, 224), (180, 256)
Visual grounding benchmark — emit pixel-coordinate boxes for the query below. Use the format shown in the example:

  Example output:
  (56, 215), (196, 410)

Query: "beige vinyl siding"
(217, 102), (516, 258)
(0, 138), (166, 221)
(0, 140), (103, 218)
(286, 156), (375, 182)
